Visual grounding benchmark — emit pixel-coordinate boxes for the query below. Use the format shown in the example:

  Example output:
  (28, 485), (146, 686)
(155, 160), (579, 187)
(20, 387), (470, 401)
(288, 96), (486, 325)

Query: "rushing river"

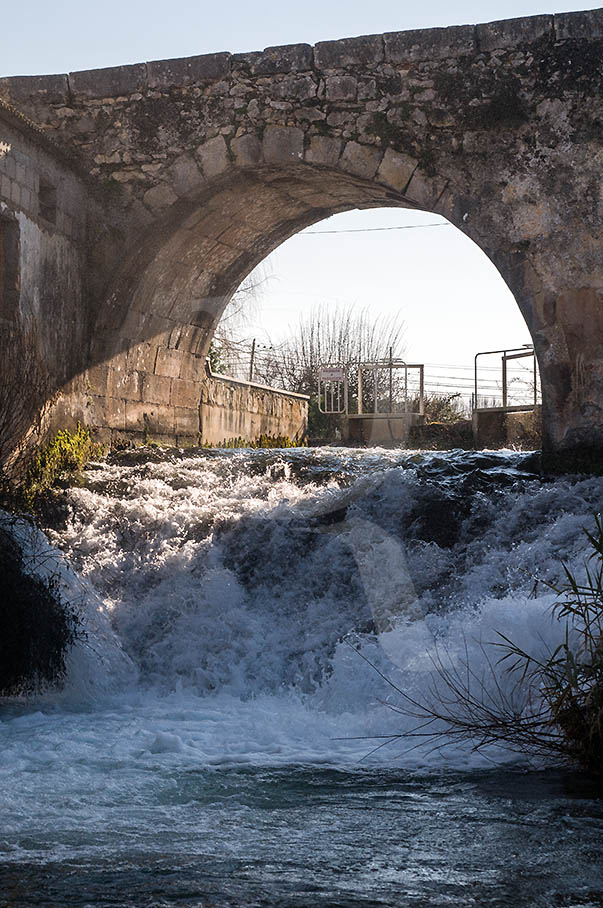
(1, 446), (603, 907)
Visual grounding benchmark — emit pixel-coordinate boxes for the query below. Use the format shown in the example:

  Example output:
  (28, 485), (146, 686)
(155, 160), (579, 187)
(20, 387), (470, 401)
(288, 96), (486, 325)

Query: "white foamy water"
(2, 448), (603, 907)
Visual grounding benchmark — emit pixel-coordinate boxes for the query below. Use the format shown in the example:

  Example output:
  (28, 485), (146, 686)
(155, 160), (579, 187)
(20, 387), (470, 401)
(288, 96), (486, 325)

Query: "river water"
(1, 446), (603, 907)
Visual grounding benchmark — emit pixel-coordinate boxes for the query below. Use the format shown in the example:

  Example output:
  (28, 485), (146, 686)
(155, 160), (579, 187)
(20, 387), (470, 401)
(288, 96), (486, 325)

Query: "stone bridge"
(0, 8), (601, 464)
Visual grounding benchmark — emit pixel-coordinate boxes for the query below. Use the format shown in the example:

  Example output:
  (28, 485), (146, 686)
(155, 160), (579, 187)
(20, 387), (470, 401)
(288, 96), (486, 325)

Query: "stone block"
(197, 135), (230, 178)
(384, 25), (476, 63)
(305, 135), (342, 167)
(85, 363), (111, 396)
(170, 377), (201, 409)
(476, 15), (554, 52)
(124, 401), (175, 434)
(143, 182), (179, 211)
(169, 153), (205, 197)
(155, 346), (184, 378)
(376, 148), (417, 192)
(263, 126), (304, 163)
(555, 9), (603, 39)
(315, 35), (384, 69)
(69, 63), (147, 100)
(231, 133), (262, 167)
(405, 168), (448, 210)
(142, 372), (172, 405)
(272, 75), (317, 102)
(0, 74), (69, 106)
(110, 367), (141, 401)
(126, 342), (157, 373)
(325, 75), (358, 101)
(174, 406), (200, 436)
(179, 353), (207, 382)
(147, 53), (231, 89)
(232, 44), (313, 75)
(339, 141), (383, 179)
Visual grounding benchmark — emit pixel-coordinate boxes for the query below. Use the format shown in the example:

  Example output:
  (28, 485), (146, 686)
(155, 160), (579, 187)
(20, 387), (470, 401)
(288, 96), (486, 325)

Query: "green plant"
(203, 434), (305, 450)
(22, 424), (104, 509)
(352, 516), (603, 782)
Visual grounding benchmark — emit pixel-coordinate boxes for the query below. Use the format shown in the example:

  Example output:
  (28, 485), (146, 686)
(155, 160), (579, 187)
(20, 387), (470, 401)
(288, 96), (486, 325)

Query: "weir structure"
(0, 8), (601, 465)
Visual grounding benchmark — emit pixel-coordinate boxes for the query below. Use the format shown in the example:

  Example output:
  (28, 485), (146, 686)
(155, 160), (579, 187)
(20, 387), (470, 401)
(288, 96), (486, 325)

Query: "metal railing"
(474, 345), (539, 411)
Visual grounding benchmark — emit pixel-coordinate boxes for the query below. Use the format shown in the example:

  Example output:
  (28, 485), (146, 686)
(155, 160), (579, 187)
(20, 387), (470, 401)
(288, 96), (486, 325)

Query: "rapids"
(1, 446), (602, 907)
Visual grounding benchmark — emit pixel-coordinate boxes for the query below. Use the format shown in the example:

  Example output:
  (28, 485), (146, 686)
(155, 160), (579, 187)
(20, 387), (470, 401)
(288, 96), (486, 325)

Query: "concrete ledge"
(232, 44), (313, 75)
(147, 53), (231, 89)
(69, 63), (147, 100)
(554, 8), (603, 39)
(206, 364), (310, 401)
(476, 14), (554, 52)
(384, 25), (476, 63)
(314, 35), (384, 69)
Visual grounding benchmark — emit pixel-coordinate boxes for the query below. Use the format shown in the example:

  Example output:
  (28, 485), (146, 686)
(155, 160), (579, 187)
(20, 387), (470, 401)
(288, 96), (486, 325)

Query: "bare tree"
(252, 302), (407, 397)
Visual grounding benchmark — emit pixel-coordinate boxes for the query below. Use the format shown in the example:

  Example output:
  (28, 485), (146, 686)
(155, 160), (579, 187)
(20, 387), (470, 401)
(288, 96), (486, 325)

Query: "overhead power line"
(301, 223), (451, 235)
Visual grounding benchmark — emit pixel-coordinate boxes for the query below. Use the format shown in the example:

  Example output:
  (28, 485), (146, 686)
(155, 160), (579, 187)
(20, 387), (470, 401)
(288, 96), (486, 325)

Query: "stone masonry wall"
(0, 102), (88, 460)
(0, 9), (601, 461)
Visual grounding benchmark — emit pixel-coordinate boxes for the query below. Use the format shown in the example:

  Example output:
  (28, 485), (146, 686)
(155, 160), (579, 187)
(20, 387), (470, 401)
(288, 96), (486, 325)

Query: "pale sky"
(3, 0), (596, 396)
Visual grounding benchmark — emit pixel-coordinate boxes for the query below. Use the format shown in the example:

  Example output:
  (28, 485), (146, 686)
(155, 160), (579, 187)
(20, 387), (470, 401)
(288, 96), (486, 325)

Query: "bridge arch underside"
(78, 161), (596, 459)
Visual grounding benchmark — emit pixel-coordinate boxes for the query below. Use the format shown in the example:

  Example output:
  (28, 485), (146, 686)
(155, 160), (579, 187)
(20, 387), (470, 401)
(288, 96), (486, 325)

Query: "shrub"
(21, 423), (104, 509)
(356, 516), (603, 783)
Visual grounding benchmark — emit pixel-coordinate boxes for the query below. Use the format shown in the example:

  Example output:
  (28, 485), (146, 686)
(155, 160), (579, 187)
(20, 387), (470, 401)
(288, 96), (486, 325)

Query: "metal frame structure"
(474, 345), (539, 411)
(355, 358), (425, 416)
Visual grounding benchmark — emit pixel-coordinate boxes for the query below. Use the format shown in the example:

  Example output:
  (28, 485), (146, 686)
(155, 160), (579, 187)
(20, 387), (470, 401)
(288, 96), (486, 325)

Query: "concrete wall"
(473, 407), (542, 449)
(201, 367), (308, 446)
(344, 414), (424, 446)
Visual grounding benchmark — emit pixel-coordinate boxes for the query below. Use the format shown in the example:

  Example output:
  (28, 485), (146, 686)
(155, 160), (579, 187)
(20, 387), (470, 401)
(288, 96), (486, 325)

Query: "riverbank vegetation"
(367, 517), (603, 783)
(1, 423), (104, 513)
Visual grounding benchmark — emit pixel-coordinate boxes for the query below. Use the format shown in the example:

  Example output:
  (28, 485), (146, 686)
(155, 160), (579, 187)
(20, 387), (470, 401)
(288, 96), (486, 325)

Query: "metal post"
(389, 347), (393, 414)
(344, 368), (349, 415)
(248, 338), (256, 383)
(374, 367), (378, 414)
(419, 365), (424, 415)
(357, 365), (363, 415)
(502, 353), (508, 409)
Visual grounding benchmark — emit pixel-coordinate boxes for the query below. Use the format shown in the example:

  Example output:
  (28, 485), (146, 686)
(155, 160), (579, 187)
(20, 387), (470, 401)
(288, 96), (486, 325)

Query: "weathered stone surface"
(169, 154), (205, 197)
(339, 141), (382, 179)
(325, 75), (358, 101)
(315, 35), (384, 68)
(476, 14), (554, 52)
(263, 126), (304, 163)
(376, 148), (417, 192)
(231, 133), (262, 167)
(68, 63), (146, 99)
(232, 44), (313, 75)
(0, 74), (69, 106)
(143, 182), (179, 210)
(141, 372), (172, 405)
(170, 377), (200, 409)
(555, 8), (603, 39)
(305, 135), (342, 167)
(384, 25), (475, 62)
(197, 135), (230, 178)
(147, 53), (231, 89)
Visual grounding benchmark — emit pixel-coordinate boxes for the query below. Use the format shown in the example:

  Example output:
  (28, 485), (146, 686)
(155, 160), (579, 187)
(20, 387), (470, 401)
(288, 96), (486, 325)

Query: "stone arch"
(82, 153), (550, 447)
(1, 9), (601, 460)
